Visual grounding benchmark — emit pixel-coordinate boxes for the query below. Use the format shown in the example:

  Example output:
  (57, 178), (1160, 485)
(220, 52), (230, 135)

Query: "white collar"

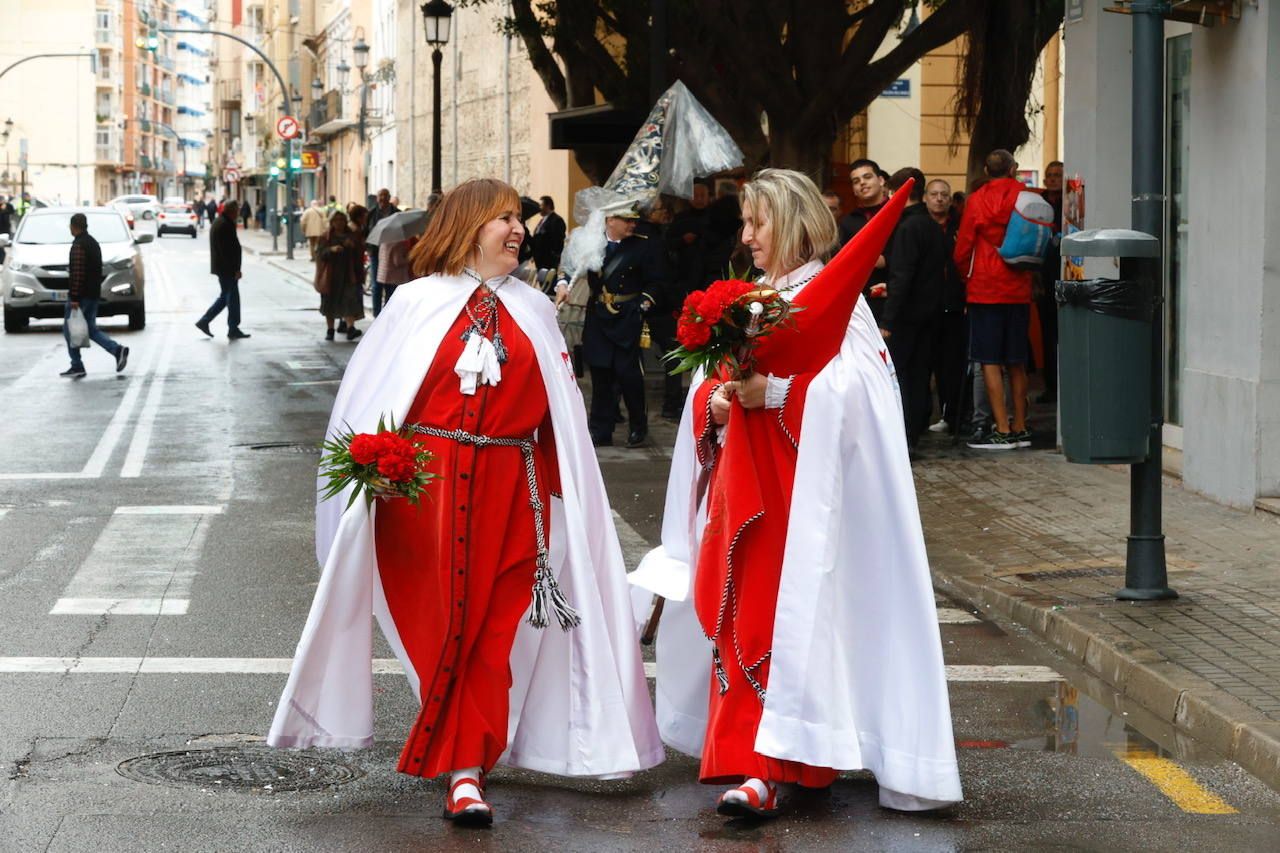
(765, 259), (825, 295)
(463, 267), (510, 288)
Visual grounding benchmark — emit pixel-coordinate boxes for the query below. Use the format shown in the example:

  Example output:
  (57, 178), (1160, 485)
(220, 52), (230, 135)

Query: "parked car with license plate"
(1, 207), (153, 333)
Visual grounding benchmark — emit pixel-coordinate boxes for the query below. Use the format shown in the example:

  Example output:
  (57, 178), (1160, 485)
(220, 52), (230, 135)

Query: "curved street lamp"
(420, 0), (454, 194)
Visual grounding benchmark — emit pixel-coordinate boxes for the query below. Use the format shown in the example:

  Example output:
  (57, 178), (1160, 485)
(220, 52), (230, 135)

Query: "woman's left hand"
(729, 373), (768, 410)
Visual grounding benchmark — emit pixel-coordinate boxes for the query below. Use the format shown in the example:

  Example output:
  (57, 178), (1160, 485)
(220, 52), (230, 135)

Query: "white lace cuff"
(764, 374), (793, 410)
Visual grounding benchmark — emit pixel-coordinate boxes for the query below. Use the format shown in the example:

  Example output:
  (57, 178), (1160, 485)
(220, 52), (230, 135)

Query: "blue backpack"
(998, 190), (1055, 269)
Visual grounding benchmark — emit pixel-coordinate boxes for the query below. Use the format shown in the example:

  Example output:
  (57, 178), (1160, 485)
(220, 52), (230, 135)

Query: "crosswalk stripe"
(0, 657), (1062, 683)
(49, 505), (221, 616)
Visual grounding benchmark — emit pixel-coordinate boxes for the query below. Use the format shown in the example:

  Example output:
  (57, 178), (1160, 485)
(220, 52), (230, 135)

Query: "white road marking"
(49, 505), (221, 615)
(114, 505), (224, 515)
(120, 326), (176, 477)
(0, 658), (1063, 683)
(49, 598), (189, 615)
(937, 608), (982, 624)
(0, 343), (160, 480)
(287, 379), (342, 386)
(285, 361), (331, 370)
(944, 665), (1063, 682)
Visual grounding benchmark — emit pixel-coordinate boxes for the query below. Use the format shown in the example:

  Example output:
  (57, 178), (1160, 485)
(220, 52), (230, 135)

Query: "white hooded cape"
(268, 273), (665, 779)
(629, 262), (962, 808)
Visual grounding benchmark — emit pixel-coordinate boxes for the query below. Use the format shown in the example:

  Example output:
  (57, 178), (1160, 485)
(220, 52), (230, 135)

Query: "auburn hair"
(409, 178), (522, 277)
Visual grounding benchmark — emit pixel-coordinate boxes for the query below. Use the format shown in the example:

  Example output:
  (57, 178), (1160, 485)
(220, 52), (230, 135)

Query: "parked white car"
(108, 194), (161, 221)
(2, 207), (153, 333)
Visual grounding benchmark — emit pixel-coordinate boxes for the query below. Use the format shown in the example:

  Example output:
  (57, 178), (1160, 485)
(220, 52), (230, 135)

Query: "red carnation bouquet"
(665, 278), (801, 378)
(318, 415), (438, 509)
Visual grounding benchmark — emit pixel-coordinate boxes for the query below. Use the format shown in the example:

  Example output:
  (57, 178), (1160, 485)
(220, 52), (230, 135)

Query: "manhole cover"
(237, 442), (321, 454)
(117, 746), (364, 792)
(1015, 566), (1124, 582)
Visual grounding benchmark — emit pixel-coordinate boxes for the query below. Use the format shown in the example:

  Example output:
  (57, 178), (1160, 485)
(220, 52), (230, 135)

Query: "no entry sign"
(276, 116), (301, 140)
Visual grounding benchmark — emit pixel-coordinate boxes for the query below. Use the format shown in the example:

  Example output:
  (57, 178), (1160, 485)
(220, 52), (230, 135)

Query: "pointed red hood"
(752, 179), (912, 376)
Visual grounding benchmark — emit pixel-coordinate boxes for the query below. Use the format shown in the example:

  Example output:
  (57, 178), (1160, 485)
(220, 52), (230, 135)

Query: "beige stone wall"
(395, 2), (584, 212)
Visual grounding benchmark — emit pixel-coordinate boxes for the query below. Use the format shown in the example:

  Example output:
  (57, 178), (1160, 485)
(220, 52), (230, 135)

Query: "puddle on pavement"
(1007, 677), (1220, 762)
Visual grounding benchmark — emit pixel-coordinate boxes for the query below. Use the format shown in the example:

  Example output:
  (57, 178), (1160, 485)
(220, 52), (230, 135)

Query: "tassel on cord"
(713, 647), (729, 695)
(528, 553), (581, 631)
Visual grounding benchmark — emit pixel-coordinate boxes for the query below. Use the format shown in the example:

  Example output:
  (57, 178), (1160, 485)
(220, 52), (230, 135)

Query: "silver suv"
(2, 207), (153, 333)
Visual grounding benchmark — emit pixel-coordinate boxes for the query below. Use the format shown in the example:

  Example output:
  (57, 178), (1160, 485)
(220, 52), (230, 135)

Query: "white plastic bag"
(67, 307), (90, 349)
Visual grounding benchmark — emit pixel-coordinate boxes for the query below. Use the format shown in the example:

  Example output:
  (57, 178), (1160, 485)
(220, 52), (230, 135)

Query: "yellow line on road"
(1114, 748), (1238, 814)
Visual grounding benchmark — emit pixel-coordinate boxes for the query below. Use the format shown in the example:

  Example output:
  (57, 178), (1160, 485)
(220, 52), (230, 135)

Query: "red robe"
(691, 370), (838, 787)
(374, 290), (559, 777)
(688, 183), (916, 786)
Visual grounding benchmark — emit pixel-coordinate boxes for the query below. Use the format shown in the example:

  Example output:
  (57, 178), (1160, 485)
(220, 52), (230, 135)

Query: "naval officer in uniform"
(581, 204), (668, 448)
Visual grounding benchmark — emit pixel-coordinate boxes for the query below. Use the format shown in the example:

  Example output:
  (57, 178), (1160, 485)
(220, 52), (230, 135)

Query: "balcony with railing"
(159, 88), (175, 106)
(140, 82), (152, 97)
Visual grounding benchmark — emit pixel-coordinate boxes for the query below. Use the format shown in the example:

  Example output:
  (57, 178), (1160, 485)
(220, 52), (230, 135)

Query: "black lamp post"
(421, 0), (454, 194)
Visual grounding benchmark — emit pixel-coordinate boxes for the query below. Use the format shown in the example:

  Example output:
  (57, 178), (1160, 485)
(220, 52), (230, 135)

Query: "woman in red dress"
(269, 179), (663, 828)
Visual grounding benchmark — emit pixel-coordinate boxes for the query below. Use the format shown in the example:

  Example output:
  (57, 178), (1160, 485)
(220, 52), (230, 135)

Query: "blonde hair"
(409, 178), (522, 277)
(739, 168), (838, 282)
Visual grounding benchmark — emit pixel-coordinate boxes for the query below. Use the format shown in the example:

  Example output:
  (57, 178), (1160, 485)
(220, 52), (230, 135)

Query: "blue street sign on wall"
(882, 79), (910, 98)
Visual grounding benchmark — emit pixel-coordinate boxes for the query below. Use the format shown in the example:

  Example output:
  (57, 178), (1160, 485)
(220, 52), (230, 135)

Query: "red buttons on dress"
(459, 505), (466, 511)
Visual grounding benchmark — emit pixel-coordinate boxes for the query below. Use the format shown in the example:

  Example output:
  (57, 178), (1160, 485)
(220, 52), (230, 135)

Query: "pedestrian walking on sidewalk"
(632, 169), (961, 821)
(316, 210), (364, 341)
(301, 200), (327, 260)
(954, 149), (1033, 450)
(364, 188), (400, 316)
(61, 213), (128, 378)
(196, 200), (250, 340)
(882, 167), (949, 449)
(267, 178), (662, 827)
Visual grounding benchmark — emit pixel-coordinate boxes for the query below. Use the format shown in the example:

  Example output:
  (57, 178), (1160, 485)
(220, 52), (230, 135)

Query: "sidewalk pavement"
(236, 227), (317, 286)
(915, 434), (1280, 792)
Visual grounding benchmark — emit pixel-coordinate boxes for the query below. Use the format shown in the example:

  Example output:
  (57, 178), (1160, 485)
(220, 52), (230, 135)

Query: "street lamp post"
(353, 35), (371, 203)
(159, 25), (296, 259)
(420, 0), (454, 195)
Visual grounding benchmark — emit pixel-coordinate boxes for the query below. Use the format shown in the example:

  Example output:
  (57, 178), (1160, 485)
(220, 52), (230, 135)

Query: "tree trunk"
(957, 1), (1065, 190)
(765, 122), (837, 186)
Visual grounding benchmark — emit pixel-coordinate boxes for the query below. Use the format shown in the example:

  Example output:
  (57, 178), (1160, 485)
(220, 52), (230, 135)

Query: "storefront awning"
(309, 118), (357, 138)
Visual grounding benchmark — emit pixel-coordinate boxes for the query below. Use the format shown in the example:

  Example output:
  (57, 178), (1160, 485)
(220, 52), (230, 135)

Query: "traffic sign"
(223, 167), (241, 184)
(276, 116), (300, 140)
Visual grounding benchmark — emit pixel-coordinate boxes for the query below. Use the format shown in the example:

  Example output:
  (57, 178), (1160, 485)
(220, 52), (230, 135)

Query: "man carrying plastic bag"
(61, 212), (129, 379)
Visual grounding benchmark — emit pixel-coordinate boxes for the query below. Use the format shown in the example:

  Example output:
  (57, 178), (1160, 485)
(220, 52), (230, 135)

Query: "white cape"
(630, 265), (962, 808)
(268, 273), (664, 779)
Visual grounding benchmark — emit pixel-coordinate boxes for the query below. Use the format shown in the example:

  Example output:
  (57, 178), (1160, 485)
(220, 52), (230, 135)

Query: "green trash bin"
(1056, 229), (1159, 464)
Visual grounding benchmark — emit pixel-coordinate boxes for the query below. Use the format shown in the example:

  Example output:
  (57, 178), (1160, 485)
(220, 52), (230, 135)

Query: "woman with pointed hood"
(631, 168), (962, 819)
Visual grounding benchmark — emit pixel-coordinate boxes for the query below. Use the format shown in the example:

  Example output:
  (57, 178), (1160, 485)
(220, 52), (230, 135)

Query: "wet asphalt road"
(1, 224), (1279, 851)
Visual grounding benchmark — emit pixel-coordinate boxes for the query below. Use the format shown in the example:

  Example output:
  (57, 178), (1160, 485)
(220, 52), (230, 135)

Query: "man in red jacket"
(953, 149), (1033, 450)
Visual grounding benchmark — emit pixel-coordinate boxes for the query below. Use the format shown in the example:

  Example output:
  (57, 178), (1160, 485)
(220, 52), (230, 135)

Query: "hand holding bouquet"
(319, 416), (438, 509)
(665, 278), (801, 379)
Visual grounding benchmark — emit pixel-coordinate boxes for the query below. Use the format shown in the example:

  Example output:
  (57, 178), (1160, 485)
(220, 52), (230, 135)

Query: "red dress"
(691, 371), (839, 788)
(374, 290), (558, 777)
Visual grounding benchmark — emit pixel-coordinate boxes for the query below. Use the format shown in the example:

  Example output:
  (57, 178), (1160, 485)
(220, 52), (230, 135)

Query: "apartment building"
(0, 1), (98, 205)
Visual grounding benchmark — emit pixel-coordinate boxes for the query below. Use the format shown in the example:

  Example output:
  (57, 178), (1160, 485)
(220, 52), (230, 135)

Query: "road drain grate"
(1015, 566), (1124, 582)
(237, 442), (321, 454)
(117, 746), (364, 792)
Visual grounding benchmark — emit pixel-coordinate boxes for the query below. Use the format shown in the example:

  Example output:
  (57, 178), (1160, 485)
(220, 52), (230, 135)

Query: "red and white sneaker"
(443, 773), (492, 827)
(716, 778), (782, 819)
